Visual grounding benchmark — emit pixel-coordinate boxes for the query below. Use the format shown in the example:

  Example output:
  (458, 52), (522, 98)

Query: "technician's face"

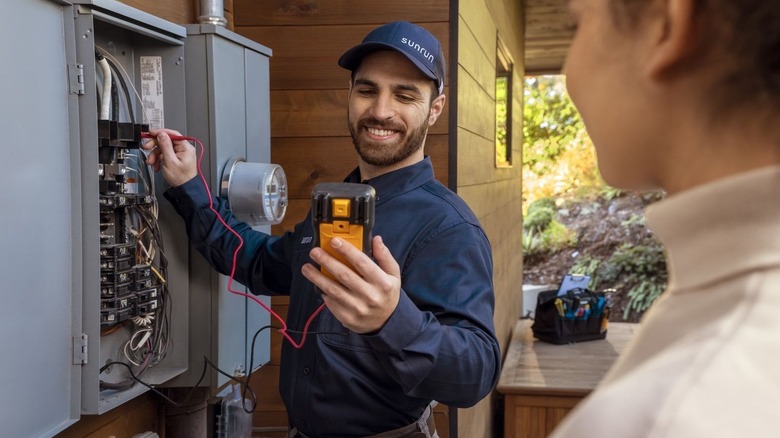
(564, 0), (662, 190)
(348, 50), (444, 168)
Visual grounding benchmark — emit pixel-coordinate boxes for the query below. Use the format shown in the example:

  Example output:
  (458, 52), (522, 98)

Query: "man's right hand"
(142, 128), (198, 187)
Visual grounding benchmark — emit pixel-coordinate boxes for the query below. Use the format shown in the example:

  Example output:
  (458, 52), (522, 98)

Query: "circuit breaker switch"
(332, 199), (351, 218)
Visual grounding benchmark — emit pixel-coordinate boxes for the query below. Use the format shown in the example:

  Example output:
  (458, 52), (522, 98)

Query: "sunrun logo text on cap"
(400, 37), (435, 63)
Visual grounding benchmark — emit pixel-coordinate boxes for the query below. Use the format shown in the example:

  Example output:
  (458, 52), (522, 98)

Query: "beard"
(348, 112), (430, 167)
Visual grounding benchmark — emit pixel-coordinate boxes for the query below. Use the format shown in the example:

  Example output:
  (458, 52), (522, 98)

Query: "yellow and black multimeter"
(311, 182), (376, 280)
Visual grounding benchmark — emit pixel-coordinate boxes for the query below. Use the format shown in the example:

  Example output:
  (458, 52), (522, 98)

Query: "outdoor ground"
(522, 191), (666, 322)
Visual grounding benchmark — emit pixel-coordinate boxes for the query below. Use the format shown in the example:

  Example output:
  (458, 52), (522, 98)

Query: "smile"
(366, 127), (399, 138)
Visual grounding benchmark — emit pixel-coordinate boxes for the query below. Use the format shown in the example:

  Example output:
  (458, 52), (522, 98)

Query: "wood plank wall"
(524, 0), (574, 74)
(233, 1), (452, 436)
(455, 0), (525, 436)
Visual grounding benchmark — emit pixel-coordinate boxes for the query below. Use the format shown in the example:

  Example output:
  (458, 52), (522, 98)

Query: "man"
(144, 21), (500, 438)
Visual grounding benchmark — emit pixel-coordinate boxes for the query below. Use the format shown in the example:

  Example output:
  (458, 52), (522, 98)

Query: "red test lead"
(140, 132), (195, 142)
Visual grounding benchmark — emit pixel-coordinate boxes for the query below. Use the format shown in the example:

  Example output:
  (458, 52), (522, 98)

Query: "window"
(496, 38), (513, 168)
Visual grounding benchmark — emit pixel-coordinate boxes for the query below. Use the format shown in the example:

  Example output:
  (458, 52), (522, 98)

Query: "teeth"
(367, 127), (395, 137)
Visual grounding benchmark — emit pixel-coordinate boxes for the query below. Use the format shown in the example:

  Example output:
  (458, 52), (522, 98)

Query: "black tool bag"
(531, 288), (610, 344)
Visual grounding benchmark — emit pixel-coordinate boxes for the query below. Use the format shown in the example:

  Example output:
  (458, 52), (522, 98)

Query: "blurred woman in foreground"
(551, 1), (780, 436)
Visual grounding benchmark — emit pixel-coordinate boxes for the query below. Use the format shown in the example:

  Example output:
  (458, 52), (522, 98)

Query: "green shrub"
(599, 241), (668, 319)
(524, 206), (555, 233)
(528, 197), (557, 212)
(523, 196), (578, 256)
(600, 186), (624, 201)
(522, 230), (541, 255)
(625, 282), (665, 318)
(523, 218), (578, 256)
(539, 219), (578, 251)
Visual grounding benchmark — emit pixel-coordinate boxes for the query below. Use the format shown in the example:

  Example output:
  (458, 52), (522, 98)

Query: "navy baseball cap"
(338, 21), (446, 95)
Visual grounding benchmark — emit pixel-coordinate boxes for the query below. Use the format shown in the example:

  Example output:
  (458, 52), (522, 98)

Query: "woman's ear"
(645, 0), (701, 79)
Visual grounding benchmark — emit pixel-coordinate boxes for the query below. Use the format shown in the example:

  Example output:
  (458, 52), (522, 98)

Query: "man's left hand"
(301, 235), (401, 334)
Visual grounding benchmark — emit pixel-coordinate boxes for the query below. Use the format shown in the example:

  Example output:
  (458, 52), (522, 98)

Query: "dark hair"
(611, 0), (780, 113)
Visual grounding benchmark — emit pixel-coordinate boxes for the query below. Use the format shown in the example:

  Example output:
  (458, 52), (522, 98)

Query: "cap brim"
(338, 42), (439, 84)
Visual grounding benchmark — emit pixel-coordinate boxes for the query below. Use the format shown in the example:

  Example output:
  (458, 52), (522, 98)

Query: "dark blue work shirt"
(165, 157), (500, 437)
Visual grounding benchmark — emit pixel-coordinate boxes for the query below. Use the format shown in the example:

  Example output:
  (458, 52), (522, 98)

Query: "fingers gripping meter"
(311, 183), (376, 279)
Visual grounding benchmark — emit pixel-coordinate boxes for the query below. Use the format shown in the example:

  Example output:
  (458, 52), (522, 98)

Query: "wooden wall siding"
(524, 0), (574, 74)
(239, 23), (451, 91)
(234, 0), (448, 26)
(456, 0), (524, 436)
(225, 0), (235, 29)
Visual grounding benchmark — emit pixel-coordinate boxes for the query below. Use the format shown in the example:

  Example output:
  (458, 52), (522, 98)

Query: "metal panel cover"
(0, 1), (80, 436)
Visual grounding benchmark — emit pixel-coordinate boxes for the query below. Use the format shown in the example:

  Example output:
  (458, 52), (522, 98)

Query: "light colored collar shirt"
(551, 165), (780, 438)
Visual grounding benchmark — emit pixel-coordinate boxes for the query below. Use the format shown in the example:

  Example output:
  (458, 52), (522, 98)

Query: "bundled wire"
(96, 46), (147, 124)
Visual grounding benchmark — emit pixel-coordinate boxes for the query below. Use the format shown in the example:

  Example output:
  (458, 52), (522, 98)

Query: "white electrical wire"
(95, 46), (148, 123)
(129, 328), (152, 351)
(97, 55), (112, 120)
(123, 341), (142, 367)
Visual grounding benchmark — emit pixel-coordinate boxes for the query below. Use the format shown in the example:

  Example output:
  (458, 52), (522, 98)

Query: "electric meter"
(220, 157), (288, 226)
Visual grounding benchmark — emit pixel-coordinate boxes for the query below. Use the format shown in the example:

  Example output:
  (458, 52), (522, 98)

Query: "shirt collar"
(344, 156), (436, 205)
(646, 165), (780, 291)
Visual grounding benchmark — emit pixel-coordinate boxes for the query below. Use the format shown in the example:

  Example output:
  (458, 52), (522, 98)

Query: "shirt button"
(303, 366), (311, 375)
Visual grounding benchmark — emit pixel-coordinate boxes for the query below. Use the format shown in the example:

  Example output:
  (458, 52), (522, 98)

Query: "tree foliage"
(523, 76), (584, 175)
(522, 76), (604, 206)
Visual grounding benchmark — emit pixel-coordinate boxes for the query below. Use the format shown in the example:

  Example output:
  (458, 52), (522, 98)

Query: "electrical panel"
(3, 1), (277, 435)
(70, 0), (190, 414)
